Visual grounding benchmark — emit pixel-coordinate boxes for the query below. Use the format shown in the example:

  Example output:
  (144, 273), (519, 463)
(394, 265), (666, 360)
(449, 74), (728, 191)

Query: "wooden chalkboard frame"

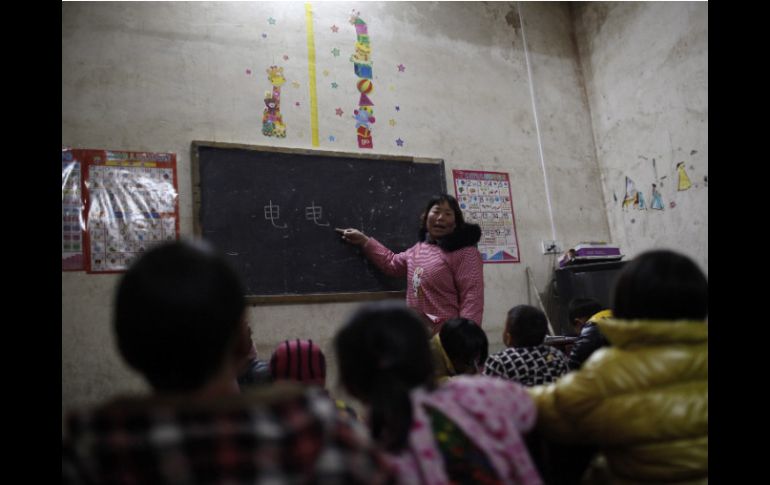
(191, 141), (446, 304)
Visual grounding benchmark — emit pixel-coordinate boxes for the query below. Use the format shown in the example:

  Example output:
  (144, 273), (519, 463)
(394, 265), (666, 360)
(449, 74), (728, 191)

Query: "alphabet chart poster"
(82, 149), (179, 273)
(452, 169), (520, 263)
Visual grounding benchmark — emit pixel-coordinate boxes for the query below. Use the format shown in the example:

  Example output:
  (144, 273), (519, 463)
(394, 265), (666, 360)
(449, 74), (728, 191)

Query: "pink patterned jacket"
(362, 237), (484, 333)
(386, 376), (542, 485)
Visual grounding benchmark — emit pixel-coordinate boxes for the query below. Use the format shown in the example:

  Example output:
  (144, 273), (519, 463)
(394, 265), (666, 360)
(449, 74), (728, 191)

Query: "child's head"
(504, 305), (548, 347)
(269, 339), (326, 387)
(439, 317), (488, 375)
(612, 250), (708, 320)
(335, 301), (433, 401)
(334, 301), (433, 452)
(114, 240), (245, 392)
(568, 298), (603, 331)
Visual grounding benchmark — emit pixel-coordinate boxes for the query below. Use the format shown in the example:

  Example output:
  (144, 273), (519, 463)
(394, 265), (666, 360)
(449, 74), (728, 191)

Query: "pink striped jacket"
(362, 238), (484, 333)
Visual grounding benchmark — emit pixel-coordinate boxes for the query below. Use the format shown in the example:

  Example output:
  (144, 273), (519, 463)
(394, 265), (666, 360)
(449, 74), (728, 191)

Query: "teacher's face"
(426, 201), (456, 239)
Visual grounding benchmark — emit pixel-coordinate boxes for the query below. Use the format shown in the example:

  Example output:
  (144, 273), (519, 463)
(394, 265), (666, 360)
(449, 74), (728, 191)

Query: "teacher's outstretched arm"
(335, 227), (369, 246)
(336, 227), (407, 277)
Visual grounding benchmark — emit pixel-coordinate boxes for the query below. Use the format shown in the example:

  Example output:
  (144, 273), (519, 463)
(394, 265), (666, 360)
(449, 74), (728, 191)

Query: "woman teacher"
(337, 194), (483, 334)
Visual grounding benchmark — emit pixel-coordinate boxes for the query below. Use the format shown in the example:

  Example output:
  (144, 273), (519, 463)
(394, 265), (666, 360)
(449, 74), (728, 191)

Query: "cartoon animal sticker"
(262, 66), (287, 138)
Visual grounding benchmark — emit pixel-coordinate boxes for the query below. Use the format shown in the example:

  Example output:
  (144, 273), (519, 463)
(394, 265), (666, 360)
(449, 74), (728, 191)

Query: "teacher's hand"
(335, 228), (369, 246)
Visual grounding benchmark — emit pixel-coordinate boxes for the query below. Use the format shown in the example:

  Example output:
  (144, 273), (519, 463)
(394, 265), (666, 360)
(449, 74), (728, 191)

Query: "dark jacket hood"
(421, 223), (482, 252)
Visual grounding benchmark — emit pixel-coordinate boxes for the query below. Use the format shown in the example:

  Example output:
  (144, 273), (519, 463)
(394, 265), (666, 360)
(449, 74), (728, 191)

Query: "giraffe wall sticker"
(262, 65), (287, 138)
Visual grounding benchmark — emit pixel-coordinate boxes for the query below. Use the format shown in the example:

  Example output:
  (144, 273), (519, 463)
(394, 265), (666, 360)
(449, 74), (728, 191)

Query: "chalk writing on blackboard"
(305, 201), (330, 226)
(264, 200), (288, 229)
(192, 141), (445, 301)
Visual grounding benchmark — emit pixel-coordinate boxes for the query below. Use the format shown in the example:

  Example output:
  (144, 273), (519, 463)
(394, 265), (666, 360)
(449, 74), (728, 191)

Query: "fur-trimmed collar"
(421, 223), (481, 252)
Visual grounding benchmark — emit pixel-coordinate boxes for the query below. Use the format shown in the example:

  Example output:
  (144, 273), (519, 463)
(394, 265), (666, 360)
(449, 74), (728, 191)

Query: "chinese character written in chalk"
(264, 200), (288, 228)
(305, 201), (330, 226)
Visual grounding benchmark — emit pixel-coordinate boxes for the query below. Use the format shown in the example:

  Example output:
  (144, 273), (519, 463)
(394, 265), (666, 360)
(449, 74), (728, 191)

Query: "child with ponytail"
(334, 301), (542, 484)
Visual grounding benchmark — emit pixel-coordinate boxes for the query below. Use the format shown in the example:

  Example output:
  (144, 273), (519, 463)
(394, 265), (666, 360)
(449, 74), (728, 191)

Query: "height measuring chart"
(452, 169), (520, 263)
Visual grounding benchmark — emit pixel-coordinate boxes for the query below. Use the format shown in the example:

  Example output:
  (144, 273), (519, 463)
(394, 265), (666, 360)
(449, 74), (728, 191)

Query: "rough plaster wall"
(573, 2), (708, 273)
(514, 2), (612, 321)
(62, 1), (606, 418)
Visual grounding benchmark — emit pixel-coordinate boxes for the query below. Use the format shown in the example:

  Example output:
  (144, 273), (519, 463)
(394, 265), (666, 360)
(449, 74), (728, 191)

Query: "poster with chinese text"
(82, 150), (179, 273)
(453, 169), (520, 263)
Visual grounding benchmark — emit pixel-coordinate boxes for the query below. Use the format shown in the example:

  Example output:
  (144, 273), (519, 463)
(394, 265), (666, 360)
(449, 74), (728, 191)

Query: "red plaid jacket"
(63, 383), (392, 484)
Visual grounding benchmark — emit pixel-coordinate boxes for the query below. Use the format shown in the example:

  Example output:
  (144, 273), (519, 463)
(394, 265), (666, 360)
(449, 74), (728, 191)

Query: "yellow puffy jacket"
(429, 333), (456, 385)
(528, 318), (707, 483)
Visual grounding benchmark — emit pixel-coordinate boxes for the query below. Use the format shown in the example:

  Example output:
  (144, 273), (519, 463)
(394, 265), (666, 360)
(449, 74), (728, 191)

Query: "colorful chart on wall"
(66, 149), (180, 273)
(62, 149), (85, 271)
(452, 169), (520, 264)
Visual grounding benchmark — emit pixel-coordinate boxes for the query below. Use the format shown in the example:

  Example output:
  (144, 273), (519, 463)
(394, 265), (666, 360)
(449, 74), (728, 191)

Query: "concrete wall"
(572, 1), (708, 273)
(62, 1), (635, 418)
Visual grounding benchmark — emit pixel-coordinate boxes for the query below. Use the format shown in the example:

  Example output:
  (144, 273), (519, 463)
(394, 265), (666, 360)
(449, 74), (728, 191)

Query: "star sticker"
(323, 70), (329, 76)
(292, 81), (300, 88)
(246, 69), (252, 75)
(335, 108), (344, 116)
(331, 48), (340, 57)
(295, 102), (300, 107)
(397, 64), (406, 72)
(283, 54), (289, 61)
(331, 82), (338, 89)
(267, 17), (276, 25)
(389, 119), (396, 127)
(396, 138), (404, 147)
(261, 33), (267, 39)
(395, 106), (400, 111)
(329, 135), (336, 142)
(331, 25), (339, 33)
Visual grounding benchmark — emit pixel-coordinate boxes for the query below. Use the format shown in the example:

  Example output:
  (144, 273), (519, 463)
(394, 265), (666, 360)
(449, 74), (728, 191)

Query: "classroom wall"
(572, 1), (708, 273)
(63, 1), (686, 418)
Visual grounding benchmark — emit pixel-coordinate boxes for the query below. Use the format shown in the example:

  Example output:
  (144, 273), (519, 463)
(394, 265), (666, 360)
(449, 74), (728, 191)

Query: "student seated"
(62, 240), (391, 484)
(529, 250), (708, 483)
(270, 338), (360, 420)
(483, 305), (569, 386)
(429, 317), (488, 384)
(334, 301), (542, 484)
(235, 323), (271, 389)
(565, 297), (611, 370)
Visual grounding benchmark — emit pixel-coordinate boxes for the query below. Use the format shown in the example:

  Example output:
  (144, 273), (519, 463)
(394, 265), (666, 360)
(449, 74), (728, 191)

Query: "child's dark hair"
(506, 305), (548, 347)
(418, 193), (466, 241)
(439, 317), (488, 372)
(114, 240), (245, 392)
(334, 301), (434, 452)
(612, 250), (708, 320)
(568, 298), (603, 323)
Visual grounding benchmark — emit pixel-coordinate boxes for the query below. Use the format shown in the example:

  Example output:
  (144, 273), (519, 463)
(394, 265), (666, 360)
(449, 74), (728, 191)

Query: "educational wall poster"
(62, 149), (84, 271)
(80, 149), (180, 273)
(452, 169), (520, 264)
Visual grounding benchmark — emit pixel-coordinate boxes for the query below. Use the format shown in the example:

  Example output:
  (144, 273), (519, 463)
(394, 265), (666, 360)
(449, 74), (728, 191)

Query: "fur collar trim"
(422, 223), (481, 252)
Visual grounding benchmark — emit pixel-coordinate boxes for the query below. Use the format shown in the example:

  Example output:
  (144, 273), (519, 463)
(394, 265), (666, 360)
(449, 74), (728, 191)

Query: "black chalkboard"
(192, 142), (446, 303)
